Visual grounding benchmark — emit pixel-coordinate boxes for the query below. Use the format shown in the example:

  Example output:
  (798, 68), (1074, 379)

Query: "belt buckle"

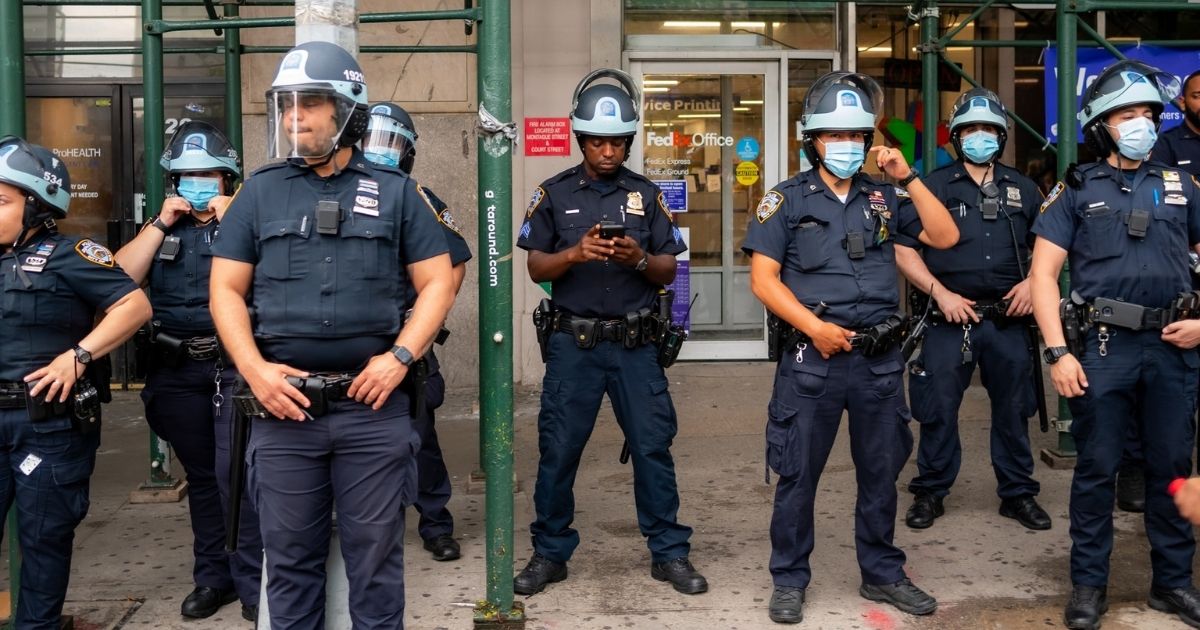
(1143, 309), (1165, 330)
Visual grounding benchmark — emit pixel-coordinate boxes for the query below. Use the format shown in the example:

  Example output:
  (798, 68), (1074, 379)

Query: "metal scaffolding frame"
(3, 1), (520, 626)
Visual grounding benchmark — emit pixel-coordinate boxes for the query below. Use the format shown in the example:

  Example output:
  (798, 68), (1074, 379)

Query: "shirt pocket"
(3, 273), (68, 327)
(258, 218), (310, 280)
(790, 218), (832, 271)
(1079, 204), (1124, 260)
(342, 218), (395, 279)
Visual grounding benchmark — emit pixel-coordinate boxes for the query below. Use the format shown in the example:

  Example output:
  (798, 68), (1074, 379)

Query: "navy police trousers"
(531, 332), (692, 563)
(412, 359), (453, 542)
(0, 409), (98, 629)
(907, 320), (1039, 499)
(1067, 328), (1197, 588)
(767, 346), (913, 589)
(143, 358), (262, 606)
(249, 392), (418, 630)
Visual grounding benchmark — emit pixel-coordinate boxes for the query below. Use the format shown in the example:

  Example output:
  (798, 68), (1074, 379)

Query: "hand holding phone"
(598, 221), (626, 240)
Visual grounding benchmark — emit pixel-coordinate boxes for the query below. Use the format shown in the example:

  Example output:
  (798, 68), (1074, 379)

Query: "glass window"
(624, 0), (836, 50)
(24, 6), (223, 78)
(27, 96), (116, 244)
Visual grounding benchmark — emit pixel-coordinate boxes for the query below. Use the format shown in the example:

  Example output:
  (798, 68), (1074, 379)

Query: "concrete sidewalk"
(8, 361), (1197, 629)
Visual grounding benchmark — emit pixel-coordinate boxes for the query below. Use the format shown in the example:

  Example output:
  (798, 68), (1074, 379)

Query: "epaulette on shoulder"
(249, 160), (291, 177)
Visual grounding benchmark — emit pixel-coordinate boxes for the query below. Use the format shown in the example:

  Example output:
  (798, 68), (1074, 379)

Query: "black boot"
(1148, 584), (1200, 628)
(1064, 584), (1107, 630)
(768, 586), (805, 624)
(423, 534), (462, 561)
(180, 586), (238, 619)
(859, 578), (937, 615)
(999, 495), (1052, 530)
(905, 493), (944, 529)
(513, 553), (568, 595)
(650, 557), (708, 594)
(1116, 463), (1146, 512)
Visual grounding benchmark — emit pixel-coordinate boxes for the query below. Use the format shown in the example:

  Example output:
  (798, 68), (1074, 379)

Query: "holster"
(532, 298), (555, 362)
(852, 312), (910, 357)
(1060, 292), (1089, 356)
(767, 312), (801, 362)
(232, 378), (270, 420)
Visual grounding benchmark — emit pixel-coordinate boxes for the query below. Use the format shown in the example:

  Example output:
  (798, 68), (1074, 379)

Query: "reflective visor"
(266, 90), (356, 160)
(362, 114), (416, 164)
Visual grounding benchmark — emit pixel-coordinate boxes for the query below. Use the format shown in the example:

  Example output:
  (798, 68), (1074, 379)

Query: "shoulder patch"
(413, 183), (439, 214)
(526, 187), (546, 219)
(1039, 181), (1065, 213)
(74, 239), (114, 267)
(756, 190), (785, 223)
(437, 207), (462, 235)
(657, 192), (673, 222)
(1192, 175), (1200, 189)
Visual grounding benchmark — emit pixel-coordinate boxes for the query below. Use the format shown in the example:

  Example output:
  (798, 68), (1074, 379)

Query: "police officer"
(210, 42), (455, 629)
(0, 137), (151, 628)
(743, 72), (958, 624)
(1030, 60), (1200, 630)
(514, 69), (706, 596)
(1153, 69), (1200, 175)
(897, 88), (1051, 532)
(362, 102), (471, 562)
(113, 121), (262, 620)
(1118, 69), (1200, 514)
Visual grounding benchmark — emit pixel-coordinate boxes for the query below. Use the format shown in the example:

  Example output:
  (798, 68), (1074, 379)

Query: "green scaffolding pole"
(1, 0), (23, 618)
(1050, 0), (1078, 458)
(473, 1), (521, 625)
(919, 0), (940, 171)
(224, 2), (243, 159)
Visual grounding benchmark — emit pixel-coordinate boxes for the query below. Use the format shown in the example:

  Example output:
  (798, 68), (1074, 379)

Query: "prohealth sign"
(1044, 45), (1200, 143)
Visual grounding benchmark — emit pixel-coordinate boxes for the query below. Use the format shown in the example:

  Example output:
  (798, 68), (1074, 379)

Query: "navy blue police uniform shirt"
(1033, 161), (1200, 309)
(741, 169), (918, 329)
(516, 164), (686, 318)
(1, 233), (138, 381)
(211, 148), (449, 372)
(1153, 123), (1200, 177)
(149, 215), (220, 337)
(894, 162), (1042, 300)
(398, 184), (472, 310)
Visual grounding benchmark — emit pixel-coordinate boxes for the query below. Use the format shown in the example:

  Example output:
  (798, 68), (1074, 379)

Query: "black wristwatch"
(898, 171), (920, 187)
(73, 344), (93, 366)
(1042, 346), (1070, 364)
(634, 253), (649, 272)
(390, 345), (415, 367)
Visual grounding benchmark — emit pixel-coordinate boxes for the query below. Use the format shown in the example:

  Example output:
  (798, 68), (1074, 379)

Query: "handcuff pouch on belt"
(20, 372), (104, 434)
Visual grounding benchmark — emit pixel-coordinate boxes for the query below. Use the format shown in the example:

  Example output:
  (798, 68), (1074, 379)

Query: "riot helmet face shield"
(362, 113), (416, 169)
(267, 90), (358, 160)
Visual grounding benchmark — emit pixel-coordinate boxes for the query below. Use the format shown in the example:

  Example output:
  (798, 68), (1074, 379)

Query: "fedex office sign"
(646, 131), (736, 147)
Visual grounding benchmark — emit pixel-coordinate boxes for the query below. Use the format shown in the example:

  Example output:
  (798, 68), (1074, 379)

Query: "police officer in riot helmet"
(0, 137), (151, 627)
(515, 69), (705, 596)
(114, 120), (263, 620)
(210, 41), (455, 628)
(896, 88), (1051, 533)
(743, 71), (957, 624)
(362, 102), (472, 563)
(1031, 59), (1200, 630)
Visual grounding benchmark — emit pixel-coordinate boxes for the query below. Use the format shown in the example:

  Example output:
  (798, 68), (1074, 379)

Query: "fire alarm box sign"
(524, 118), (572, 156)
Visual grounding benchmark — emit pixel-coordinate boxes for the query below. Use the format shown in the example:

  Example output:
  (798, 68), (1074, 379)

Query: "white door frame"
(627, 51), (837, 361)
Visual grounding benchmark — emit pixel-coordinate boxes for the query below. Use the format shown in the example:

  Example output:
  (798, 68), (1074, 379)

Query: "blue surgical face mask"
(364, 148), (401, 168)
(1110, 116), (1157, 161)
(819, 139), (865, 180)
(960, 130), (1000, 164)
(177, 176), (221, 211)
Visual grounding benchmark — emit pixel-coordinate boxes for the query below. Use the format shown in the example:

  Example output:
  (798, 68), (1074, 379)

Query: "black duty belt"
(556, 315), (629, 343)
(0, 382), (25, 410)
(181, 336), (221, 361)
(1087, 297), (1175, 331)
(932, 298), (1012, 322)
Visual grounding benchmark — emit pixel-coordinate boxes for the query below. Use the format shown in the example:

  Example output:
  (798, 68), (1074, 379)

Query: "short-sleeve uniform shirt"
(516, 165), (686, 318)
